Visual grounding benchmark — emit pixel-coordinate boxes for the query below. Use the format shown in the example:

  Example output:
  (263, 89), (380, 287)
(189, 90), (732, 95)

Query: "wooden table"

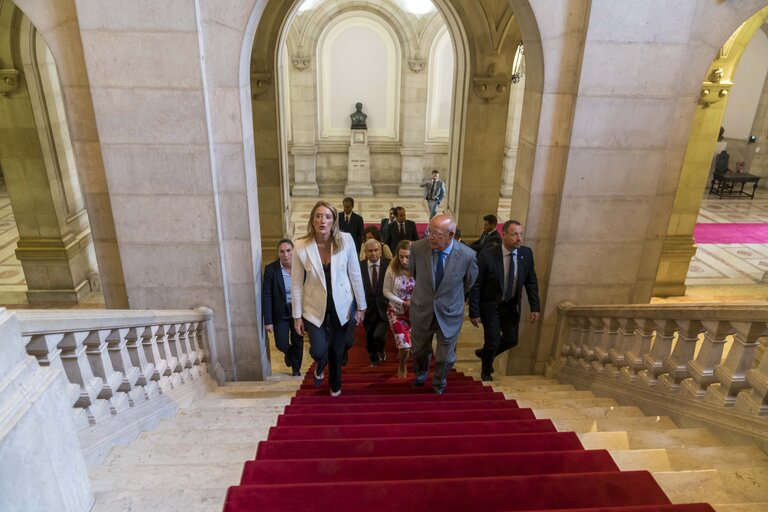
(709, 171), (760, 199)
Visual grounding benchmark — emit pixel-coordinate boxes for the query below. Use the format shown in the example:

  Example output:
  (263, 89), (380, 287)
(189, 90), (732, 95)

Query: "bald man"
(408, 214), (478, 394)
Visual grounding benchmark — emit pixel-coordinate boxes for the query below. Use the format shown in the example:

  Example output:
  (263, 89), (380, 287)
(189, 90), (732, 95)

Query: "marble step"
(552, 415), (679, 433)
(504, 390), (598, 401)
(103, 441), (257, 465)
(192, 397), (292, 409)
(177, 405), (286, 419)
(91, 488), (226, 512)
(138, 426), (272, 444)
(712, 504), (768, 512)
(490, 383), (578, 393)
(531, 405), (645, 420)
(578, 428), (726, 450)
(155, 414), (279, 430)
(516, 397), (618, 409)
(89, 462), (243, 492)
(610, 446), (768, 472)
(654, 468), (768, 505)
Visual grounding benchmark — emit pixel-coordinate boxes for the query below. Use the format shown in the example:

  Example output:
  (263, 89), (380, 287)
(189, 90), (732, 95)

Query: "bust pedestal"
(345, 129), (374, 196)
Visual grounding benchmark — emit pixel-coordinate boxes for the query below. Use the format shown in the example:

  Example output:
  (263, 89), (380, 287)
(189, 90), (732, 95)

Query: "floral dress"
(383, 271), (415, 349)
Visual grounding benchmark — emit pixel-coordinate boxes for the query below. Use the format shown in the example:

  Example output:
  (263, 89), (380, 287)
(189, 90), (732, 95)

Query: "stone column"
(501, 74), (525, 198)
(291, 145), (320, 196)
(0, 12), (98, 304)
(345, 130), (374, 196)
(398, 146), (426, 196)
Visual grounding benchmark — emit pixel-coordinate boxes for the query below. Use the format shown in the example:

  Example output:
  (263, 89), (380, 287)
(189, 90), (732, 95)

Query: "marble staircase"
(87, 364), (768, 512)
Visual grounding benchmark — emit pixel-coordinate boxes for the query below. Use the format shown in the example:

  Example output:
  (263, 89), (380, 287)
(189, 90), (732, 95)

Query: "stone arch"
(654, 5), (768, 297)
(0, 0), (127, 307)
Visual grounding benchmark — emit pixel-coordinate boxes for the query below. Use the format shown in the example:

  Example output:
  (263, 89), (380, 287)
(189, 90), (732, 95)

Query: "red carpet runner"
(224, 340), (715, 512)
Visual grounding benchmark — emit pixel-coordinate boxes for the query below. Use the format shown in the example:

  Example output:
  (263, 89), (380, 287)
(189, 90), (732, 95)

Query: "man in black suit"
(469, 220), (540, 382)
(380, 207), (397, 247)
(385, 206), (419, 254)
(339, 196), (365, 253)
(360, 239), (390, 366)
(262, 239), (304, 376)
(469, 214), (502, 253)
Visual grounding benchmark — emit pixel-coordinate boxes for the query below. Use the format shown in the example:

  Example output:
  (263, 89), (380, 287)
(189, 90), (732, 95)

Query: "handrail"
(13, 307), (214, 430)
(549, 302), (768, 417)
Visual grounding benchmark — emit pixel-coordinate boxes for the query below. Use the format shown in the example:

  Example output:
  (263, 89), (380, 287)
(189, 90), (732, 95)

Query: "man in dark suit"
(262, 239), (303, 376)
(469, 214), (502, 253)
(360, 239), (390, 366)
(469, 220), (540, 382)
(380, 207), (397, 247)
(385, 206), (419, 254)
(339, 197), (365, 253)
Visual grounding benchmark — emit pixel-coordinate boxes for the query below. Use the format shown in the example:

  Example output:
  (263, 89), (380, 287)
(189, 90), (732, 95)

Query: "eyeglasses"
(428, 231), (450, 239)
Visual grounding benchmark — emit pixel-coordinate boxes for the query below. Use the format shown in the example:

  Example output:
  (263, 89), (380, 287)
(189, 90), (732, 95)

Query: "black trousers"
(305, 309), (347, 393)
(478, 300), (520, 374)
(364, 313), (388, 361)
(273, 317), (304, 372)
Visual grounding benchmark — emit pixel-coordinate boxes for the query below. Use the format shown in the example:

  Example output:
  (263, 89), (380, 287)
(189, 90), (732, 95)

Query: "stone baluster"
(706, 321), (768, 407)
(58, 331), (111, 425)
(140, 325), (171, 391)
(681, 320), (735, 399)
(83, 329), (130, 415)
(569, 317), (591, 367)
(155, 325), (179, 378)
(659, 320), (704, 393)
(194, 320), (211, 363)
(592, 317), (619, 374)
(735, 335), (768, 415)
(559, 315), (578, 358)
(620, 319), (655, 382)
(606, 318), (637, 377)
(165, 323), (186, 373)
(178, 322), (195, 368)
(187, 321), (202, 365)
(578, 317), (603, 371)
(124, 327), (159, 400)
(105, 328), (144, 406)
(639, 319), (677, 387)
(25, 332), (89, 429)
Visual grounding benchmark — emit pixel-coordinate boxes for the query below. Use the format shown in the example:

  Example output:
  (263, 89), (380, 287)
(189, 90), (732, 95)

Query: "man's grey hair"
(364, 238), (381, 250)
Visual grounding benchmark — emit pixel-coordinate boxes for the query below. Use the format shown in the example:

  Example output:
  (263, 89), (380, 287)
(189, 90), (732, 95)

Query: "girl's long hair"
(388, 240), (412, 275)
(300, 201), (344, 253)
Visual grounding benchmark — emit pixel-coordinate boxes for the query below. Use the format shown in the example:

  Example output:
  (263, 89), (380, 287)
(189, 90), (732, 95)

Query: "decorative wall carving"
(479, 0), (515, 54)
(292, 53), (310, 71)
(472, 63), (510, 101)
(409, 57), (427, 73)
(250, 72), (272, 97)
(0, 68), (20, 96)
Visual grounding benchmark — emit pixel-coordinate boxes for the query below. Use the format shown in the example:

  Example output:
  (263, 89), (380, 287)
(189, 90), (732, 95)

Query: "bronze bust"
(350, 102), (368, 130)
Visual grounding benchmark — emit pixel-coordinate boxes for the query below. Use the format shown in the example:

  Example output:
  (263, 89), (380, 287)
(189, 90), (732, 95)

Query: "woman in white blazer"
(292, 201), (366, 396)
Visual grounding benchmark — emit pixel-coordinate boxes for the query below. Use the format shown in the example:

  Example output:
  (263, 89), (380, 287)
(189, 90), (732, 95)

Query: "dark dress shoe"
(481, 372), (493, 382)
(342, 352), (348, 366)
(474, 348), (483, 359)
(379, 352), (387, 362)
(313, 367), (324, 387)
(291, 369), (301, 377)
(369, 360), (378, 367)
(412, 380), (425, 388)
(284, 354), (292, 368)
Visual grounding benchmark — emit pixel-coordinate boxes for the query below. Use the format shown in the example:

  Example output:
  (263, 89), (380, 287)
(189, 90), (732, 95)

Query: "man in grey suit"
(409, 213), (478, 394)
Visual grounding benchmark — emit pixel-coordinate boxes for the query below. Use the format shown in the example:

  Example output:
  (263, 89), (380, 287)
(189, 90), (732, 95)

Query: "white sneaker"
(330, 389), (341, 397)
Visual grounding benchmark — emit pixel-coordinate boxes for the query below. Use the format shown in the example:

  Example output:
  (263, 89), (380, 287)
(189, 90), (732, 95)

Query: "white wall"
(722, 29), (768, 140)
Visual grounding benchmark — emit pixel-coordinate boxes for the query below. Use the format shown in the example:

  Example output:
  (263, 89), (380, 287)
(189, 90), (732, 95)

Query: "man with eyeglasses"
(409, 213), (478, 394)
(468, 220), (540, 381)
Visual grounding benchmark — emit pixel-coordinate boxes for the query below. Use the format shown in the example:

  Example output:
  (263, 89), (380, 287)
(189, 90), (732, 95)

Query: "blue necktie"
(434, 251), (445, 290)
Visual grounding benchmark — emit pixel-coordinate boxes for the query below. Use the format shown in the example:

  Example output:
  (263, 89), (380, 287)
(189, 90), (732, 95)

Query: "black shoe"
(481, 372), (493, 382)
(342, 351), (348, 366)
(284, 354), (292, 368)
(433, 388), (444, 395)
(369, 360), (378, 367)
(379, 352), (387, 362)
(474, 348), (483, 360)
(313, 367), (324, 387)
(412, 380), (425, 388)
(291, 369), (301, 377)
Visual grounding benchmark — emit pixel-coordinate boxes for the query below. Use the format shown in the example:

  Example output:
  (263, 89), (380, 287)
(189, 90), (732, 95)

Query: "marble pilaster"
(344, 130), (374, 196)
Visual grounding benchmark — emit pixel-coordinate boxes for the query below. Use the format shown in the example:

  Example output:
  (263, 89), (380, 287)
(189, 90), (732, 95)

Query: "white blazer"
(291, 232), (367, 328)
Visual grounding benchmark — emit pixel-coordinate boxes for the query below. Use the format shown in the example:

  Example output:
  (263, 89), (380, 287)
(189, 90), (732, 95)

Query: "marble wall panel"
(75, 0), (197, 31)
(209, 87), (246, 144)
(110, 195), (218, 243)
(90, 89), (208, 145)
(214, 144), (248, 193)
(218, 194), (252, 241)
(81, 32), (202, 88)
(588, 0), (696, 44)
(200, 22), (246, 88)
(563, 149), (667, 196)
(548, 241), (644, 286)
(555, 197), (654, 243)
(118, 244), (223, 289)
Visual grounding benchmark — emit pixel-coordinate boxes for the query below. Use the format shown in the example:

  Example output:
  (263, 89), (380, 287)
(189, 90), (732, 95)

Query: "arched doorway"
(654, 6), (768, 299)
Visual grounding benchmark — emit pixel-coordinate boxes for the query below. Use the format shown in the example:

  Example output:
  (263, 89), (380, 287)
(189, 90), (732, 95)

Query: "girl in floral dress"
(383, 240), (415, 378)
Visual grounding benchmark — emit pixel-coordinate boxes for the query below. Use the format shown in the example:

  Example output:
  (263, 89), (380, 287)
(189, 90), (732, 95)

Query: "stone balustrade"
(14, 307), (214, 432)
(549, 303), (768, 442)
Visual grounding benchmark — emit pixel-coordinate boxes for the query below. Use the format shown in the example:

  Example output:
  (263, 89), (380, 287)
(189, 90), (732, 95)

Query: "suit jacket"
(468, 244), (540, 322)
(385, 219), (419, 254)
(469, 229), (502, 253)
(291, 232), (367, 328)
(421, 178), (446, 202)
(360, 257), (390, 322)
(339, 211), (365, 252)
(409, 238), (478, 339)
(262, 259), (291, 326)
